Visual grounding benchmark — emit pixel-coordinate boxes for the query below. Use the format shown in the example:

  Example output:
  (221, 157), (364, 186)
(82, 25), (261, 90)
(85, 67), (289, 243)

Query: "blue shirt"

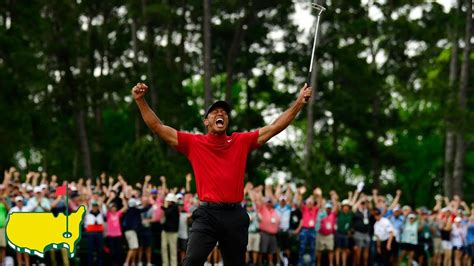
(275, 204), (291, 232)
(316, 209), (328, 232)
(466, 222), (474, 245)
(389, 215), (404, 242)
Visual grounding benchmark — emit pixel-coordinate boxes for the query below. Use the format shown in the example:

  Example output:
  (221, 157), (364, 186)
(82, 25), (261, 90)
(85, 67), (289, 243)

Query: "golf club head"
(305, 3), (326, 103)
(311, 3), (326, 15)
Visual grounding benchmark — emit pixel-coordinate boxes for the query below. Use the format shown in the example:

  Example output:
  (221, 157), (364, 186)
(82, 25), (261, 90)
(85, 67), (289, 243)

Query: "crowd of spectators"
(0, 166), (473, 266)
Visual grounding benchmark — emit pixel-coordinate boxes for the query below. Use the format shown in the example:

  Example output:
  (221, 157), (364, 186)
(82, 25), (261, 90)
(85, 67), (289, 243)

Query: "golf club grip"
(304, 72), (311, 103)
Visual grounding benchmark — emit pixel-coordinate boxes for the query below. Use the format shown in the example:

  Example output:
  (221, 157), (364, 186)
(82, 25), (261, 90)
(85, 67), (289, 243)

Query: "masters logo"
(4, 183), (85, 258)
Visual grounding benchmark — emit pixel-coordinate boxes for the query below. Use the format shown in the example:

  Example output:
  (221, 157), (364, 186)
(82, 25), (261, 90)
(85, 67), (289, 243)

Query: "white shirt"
(401, 221), (419, 245)
(9, 206), (28, 213)
(451, 224), (465, 247)
(85, 211), (105, 226)
(178, 212), (191, 239)
(275, 204), (291, 232)
(26, 197), (51, 212)
(374, 217), (394, 241)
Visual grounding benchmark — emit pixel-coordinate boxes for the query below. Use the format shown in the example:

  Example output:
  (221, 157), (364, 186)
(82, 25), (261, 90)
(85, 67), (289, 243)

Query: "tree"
(452, 0), (472, 197)
(444, 1), (460, 198)
(203, 0), (212, 108)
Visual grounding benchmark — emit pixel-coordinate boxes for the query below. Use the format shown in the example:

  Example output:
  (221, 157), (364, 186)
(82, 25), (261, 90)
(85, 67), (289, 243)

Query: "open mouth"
(216, 118), (224, 127)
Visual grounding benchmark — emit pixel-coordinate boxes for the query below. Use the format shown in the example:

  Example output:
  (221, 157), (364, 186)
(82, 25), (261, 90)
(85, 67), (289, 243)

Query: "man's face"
(204, 107), (229, 134)
(342, 205), (350, 213)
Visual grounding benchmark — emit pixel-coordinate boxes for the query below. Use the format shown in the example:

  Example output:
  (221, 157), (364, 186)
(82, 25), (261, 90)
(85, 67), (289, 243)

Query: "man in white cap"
(132, 81), (312, 266)
(9, 196), (30, 266)
(335, 199), (353, 266)
(123, 198), (142, 266)
(9, 196), (27, 213)
(275, 195), (291, 265)
(162, 193), (179, 266)
(26, 186), (51, 212)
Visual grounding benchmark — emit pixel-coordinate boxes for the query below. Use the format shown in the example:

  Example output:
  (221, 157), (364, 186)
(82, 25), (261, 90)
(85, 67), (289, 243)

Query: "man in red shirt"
(132, 82), (312, 266)
(258, 197), (281, 265)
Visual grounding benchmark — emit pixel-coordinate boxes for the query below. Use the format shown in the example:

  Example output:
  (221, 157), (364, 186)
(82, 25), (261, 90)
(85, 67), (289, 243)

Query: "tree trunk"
(141, 0), (158, 112)
(224, 21), (246, 107)
(444, 131), (455, 197)
(75, 109), (93, 179)
(444, 12), (459, 198)
(371, 96), (381, 189)
(224, 2), (255, 107)
(452, 0), (471, 197)
(131, 19), (141, 140)
(203, 0), (212, 109)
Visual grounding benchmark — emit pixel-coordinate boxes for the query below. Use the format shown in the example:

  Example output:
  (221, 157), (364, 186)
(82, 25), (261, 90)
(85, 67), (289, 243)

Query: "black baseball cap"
(205, 101), (231, 118)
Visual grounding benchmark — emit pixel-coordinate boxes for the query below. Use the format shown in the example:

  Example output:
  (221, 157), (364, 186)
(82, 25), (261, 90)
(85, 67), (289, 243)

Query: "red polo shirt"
(175, 130), (260, 203)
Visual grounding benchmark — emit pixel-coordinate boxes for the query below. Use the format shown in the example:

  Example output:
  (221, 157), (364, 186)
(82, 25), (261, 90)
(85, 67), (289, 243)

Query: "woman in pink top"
(105, 195), (127, 266)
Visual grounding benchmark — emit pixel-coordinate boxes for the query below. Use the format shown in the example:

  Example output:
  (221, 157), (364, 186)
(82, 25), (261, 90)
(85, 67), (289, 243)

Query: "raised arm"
(330, 190), (339, 214)
(132, 83), (178, 147)
(388, 189), (402, 210)
(185, 173), (192, 193)
(257, 84), (312, 145)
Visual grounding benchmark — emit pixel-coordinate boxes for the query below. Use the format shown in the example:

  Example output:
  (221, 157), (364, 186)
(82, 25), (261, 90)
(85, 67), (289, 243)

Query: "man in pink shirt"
(317, 194), (338, 266)
(258, 197), (281, 265)
(295, 197), (319, 266)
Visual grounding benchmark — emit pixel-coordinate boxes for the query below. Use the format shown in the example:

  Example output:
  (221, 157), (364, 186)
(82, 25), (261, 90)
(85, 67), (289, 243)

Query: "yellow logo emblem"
(5, 205), (85, 258)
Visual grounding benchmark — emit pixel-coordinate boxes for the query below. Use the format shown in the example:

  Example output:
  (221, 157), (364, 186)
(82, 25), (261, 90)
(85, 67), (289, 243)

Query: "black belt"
(200, 201), (241, 209)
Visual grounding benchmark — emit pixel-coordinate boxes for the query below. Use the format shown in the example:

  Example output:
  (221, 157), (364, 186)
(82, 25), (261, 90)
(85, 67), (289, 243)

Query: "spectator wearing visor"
(161, 193), (179, 266)
(399, 213), (420, 266)
(335, 199), (353, 266)
(316, 193), (338, 266)
(275, 195), (291, 265)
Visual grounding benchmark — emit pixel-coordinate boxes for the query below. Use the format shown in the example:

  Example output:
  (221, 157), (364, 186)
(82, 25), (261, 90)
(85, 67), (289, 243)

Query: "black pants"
(107, 236), (123, 266)
(183, 205), (249, 266)
(375, 240), (391, 266)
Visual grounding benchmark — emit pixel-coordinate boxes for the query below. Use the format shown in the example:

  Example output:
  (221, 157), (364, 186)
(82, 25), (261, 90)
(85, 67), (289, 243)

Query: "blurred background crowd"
(1, 167), (473, 266)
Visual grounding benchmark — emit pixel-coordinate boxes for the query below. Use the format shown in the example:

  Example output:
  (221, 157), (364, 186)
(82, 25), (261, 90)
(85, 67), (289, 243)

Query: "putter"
(305, 3), (326, 102)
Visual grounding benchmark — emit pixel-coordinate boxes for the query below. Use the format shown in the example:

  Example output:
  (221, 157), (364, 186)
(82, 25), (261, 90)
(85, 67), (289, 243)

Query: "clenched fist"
(132, 83), (149, 100)
(298, 83), (313, 104)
